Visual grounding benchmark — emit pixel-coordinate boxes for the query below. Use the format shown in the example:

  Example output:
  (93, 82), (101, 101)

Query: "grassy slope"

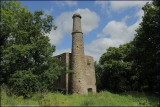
(1, 90), (159, 106)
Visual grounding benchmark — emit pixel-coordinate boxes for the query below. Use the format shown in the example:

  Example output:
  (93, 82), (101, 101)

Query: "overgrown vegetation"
(1, 86), (159, 106)
(1, 1), (159, 106)
(95, 1), (159, 93)
(1, 1), (63, 97)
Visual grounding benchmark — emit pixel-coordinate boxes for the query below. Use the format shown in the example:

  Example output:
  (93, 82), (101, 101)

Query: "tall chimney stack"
(71, 13), (88, 95)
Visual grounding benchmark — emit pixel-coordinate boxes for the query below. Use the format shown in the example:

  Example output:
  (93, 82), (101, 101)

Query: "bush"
(8, 70), (40, 97)
(1, 1), (63, 97)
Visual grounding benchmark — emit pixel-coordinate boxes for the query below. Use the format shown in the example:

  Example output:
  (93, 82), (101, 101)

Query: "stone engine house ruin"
(54, 13), (96, 95)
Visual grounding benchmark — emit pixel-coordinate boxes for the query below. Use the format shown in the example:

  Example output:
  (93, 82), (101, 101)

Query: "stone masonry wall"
(55, 53), (96, 94)
(84, 56), (97, 93)
(54, 53), (71, 94)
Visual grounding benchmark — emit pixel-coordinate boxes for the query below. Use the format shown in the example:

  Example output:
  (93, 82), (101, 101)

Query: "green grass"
(1, 89), (159, 106)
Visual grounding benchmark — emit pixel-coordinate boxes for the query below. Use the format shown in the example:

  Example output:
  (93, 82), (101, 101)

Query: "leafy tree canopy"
(1, 1), (63, 97)
(132, 1), (159, 91)
(96, 1), (159, 93)
(99, 43), (134, 92)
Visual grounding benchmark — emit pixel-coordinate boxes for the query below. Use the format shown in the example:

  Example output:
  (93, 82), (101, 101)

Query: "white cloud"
(48, 8), (100, 45)
(53, 37), (123, 61)
(95, 1), (108, 9)
(95, 1), (147, 11)
(84, 9), (144, 61)
(75, 8), (100, 34)
(95, 1), (148, 16)
(48, 28), (64, 45)
(92, 38), (119, 53)
(96, 33), (105, 37)
(55, 12), (73, 34)
(52, 1), (146, 61)
(65, 1), (77, 6)
(85, 38), (123, 61)
(135, 9), (144, 22)
(53, 13), (141, 61)
(135, 9), (144, 17)
(53, 1), (77, 7)
(102, 20), (135, 43)
(43, 7), (53, 15)
(122, 16), (130, 23)
(109, 1), (147, 11)
(100, 9), (143, 44)
(48, 12), (73, 45)
(95, 1), (111, 17)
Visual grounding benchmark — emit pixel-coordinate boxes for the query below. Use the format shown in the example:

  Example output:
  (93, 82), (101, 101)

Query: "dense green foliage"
(1, 1), (159, 105)
(99, 43), (134, 92)
(96, 1), (159, 93)
(1, 1), (63, 97)
(94, 62), (103, 91)
(1, 86), (159, 106)
(132, 1), (159, 92)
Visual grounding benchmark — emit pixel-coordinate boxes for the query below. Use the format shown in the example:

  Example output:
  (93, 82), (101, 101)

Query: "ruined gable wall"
(54, 53), (68, 92)
(84, 56), (97, 93)
(54, 53), (72, 94)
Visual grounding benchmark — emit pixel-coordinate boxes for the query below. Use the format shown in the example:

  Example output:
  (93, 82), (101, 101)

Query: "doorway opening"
(88, 88), (92, 93)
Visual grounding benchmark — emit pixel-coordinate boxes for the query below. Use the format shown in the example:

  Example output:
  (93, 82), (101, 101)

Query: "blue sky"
(21, 1), (148, 61)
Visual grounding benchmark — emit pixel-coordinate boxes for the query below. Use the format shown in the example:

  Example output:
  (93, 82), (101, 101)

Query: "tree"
(99, 43), (134, 93)
(1, 1), (62, 97)
(132, 1), (159, 92)
(94, 61), (103, 91)
(96, 1), (159, 93)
